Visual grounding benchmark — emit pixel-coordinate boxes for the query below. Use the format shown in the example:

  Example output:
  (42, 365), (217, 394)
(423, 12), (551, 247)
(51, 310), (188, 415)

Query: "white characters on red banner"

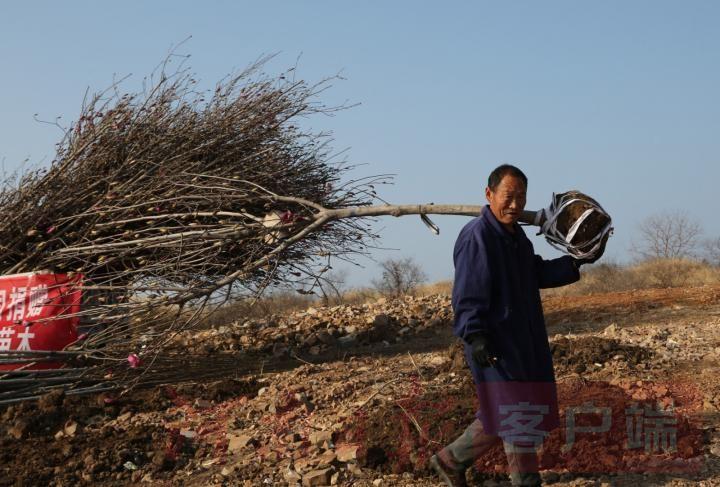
(27, 285), (49, 317)
(0, 324), (34, 351)
(8, 287), (28, 321)
(0, 274), (81, 368)
(0, 284), (53, 352)
(17, 327), (35, 351)
(1, 285), (50, 322)
(0, 326), (16, 351)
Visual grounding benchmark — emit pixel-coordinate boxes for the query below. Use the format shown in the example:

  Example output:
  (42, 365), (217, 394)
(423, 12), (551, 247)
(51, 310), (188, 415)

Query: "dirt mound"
(338, 375), (482, 474)
(542, 379), (704, 474)
(0, 378), (260, 486)
(551, 336), (653, 374)
(178, 294), (453, 358)
(0, 417), (173, 486)
(441, 336), (653, 377)
(338, 377), (704, 479)
(172, 378), (261, 404)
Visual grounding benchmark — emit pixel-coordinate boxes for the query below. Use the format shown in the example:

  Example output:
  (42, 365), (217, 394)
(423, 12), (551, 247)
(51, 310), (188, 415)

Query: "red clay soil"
(544, 285), (720, 325)
(339, 376), (705, 478)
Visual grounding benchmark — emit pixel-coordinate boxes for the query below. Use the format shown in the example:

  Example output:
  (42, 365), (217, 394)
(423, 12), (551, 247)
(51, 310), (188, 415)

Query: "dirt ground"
(2, 285), (720, 486)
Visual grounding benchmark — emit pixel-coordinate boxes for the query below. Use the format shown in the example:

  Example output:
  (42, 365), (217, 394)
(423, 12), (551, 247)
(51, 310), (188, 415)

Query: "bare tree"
(703, 236), (720, 266)
(373, 257), (427, 297)
(632, 211), (702, 260)
(318, 268), (350, 305)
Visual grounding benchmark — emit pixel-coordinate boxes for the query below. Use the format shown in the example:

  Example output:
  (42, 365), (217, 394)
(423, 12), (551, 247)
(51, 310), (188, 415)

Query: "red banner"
(0, 272), (82, 370)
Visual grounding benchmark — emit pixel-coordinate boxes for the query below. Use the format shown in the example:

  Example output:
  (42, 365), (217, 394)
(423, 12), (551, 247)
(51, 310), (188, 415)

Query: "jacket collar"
(482, 205), (523, 244)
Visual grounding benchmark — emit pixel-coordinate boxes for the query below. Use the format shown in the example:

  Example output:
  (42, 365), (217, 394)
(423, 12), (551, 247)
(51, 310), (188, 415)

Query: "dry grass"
(414, 261), (720, 299)
(198, 291), (314, 328)
(416, 280), (452, 296)
(197, 259), (720, 326)
(543, 258), (720, 297)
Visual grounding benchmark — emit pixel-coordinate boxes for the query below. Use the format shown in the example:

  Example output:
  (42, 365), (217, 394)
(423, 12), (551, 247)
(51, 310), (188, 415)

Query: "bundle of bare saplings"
(0, 59), (395, 402)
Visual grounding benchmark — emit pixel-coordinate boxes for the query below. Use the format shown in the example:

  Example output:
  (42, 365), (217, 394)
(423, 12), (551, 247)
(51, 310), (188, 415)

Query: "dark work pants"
(438, 418), (542, 486)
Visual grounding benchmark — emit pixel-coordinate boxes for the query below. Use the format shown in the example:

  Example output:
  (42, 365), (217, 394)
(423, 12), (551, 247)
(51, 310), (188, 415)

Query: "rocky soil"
(2, 285), (720, 486)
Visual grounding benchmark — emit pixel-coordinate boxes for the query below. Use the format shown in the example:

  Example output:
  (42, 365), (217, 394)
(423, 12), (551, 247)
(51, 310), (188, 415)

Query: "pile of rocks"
(146, 354), (461, 486)
(173, 294), (452, 358)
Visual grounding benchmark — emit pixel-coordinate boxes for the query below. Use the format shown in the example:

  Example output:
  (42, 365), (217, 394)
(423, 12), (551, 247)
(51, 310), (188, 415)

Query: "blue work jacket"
(452, 206), (579, 435)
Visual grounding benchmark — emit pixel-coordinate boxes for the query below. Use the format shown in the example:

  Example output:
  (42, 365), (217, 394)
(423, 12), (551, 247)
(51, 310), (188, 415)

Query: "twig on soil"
(395, 401), (440, 446)
(406, 351), (426, 381)
(352, 377), (403, 413)
(290, 353), (317, 368)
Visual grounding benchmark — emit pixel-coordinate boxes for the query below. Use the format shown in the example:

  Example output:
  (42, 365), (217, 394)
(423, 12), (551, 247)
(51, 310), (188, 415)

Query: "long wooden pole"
(315, 204), (544, 227)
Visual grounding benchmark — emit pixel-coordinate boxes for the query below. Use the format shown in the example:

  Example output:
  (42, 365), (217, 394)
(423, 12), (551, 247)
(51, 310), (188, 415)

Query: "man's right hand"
(469, 334), (495, 367)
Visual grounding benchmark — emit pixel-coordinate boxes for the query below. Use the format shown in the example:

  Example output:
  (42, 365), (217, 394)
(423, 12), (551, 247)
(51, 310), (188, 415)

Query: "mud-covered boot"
(429, 454), (468, 487)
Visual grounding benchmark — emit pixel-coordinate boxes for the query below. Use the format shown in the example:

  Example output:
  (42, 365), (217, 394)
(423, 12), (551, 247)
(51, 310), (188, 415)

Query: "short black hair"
(487, 164), (528, 191)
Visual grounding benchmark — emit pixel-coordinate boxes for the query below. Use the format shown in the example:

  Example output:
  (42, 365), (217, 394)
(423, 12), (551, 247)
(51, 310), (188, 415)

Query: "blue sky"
(1, 1), (719, 287)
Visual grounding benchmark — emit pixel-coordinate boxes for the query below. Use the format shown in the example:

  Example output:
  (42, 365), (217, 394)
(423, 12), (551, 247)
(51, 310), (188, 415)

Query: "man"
(430, 164), (602, 486)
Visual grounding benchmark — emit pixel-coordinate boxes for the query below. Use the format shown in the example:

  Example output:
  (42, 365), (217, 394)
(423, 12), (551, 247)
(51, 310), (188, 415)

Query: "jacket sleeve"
(534, 254), (580, 289)
(452, 232), (492, 344)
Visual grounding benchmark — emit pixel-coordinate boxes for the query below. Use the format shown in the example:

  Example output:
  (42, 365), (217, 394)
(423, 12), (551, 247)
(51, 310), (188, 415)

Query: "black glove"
(575, 256), (597, 268)
(468, 334), (495, 368)
(575, 233), (609, 267)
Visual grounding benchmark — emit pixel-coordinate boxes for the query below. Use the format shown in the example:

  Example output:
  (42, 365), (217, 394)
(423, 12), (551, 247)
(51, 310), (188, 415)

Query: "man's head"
(485, 164), (527, 232)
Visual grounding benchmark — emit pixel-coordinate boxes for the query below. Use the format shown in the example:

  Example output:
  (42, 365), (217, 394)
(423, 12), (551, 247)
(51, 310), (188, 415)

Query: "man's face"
(485, 174), (527, 230)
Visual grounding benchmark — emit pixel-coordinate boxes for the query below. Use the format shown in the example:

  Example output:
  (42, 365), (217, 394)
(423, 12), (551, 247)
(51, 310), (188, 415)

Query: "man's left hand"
(469, 334), (496, 368)
(575, 233), (609, 267)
